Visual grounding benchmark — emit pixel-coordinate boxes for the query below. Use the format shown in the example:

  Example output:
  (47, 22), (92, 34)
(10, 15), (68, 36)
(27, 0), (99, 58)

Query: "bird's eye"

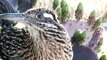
(37, 14), (42, 18)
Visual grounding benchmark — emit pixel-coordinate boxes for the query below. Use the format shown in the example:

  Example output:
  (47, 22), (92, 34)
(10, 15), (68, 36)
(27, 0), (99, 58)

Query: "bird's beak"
(0, 13), (27, 29)
(0, 13), (37, 27)
(0, 13), (25, 22)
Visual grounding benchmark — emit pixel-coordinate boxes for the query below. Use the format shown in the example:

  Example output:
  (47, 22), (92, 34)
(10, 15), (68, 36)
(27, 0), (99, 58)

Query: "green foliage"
(98, 37), (103, 47)
(53, 0), (70, 22)
(92, 17), (103, 30)
(61, 0), (65, 7)
(99, 55), (107, 60)
(71, 30), (86, 45)
(75, 2), (83, 20)
(87, 10), (96, 25)
(53, 0), (60, 10)
(90, 10), (96, 17)
(94, 37), (103, 53)
(55, 5), (62, 20)
(76, 2), (83, 11)
(95, 47), (101, 53)
(61, 3), (69, 22)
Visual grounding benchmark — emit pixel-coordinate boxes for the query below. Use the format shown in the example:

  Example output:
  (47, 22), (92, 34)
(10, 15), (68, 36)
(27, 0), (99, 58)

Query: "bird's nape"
(23, 8), (59, 23)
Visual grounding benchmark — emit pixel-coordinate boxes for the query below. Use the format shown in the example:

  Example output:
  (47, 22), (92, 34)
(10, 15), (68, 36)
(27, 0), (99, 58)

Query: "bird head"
(23, 8), (58, 22)
(22, 8), (62, 30)
(0, 8), (64, 31)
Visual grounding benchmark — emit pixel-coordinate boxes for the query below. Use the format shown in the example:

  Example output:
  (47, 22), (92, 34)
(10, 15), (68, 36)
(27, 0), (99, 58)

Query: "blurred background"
(2, 0), (107, 60)
(34, 0), (107, 20)
(7, 0), (107, 20)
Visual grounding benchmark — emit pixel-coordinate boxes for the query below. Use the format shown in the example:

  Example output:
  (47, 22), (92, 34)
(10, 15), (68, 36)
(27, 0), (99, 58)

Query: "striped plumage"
(1, 20), (33, 60)
(0, 8), (73, 60)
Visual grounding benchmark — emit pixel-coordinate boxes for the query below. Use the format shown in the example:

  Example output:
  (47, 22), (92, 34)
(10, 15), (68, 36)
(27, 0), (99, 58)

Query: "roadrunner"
(0, 8), (73, 60)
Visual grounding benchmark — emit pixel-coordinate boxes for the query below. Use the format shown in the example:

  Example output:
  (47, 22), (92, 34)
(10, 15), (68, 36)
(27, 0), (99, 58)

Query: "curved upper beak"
(0, 13), (25, 22)
(0, 13), (38, 29)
